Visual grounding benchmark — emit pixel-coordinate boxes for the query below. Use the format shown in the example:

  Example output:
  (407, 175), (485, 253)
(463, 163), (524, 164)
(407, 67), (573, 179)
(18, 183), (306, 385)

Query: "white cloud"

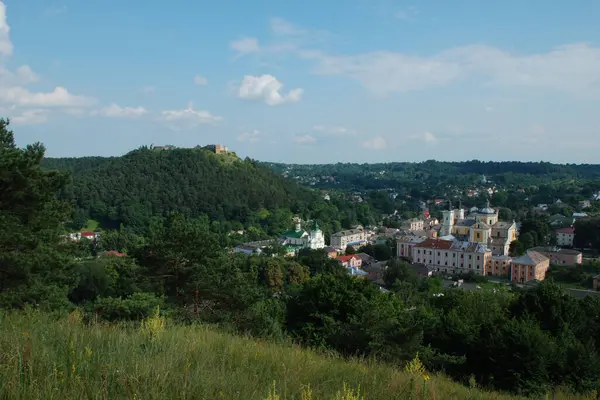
(0, 4), (94, 120)
(313, 125), (354, 135)
(270, 18), (305, 36)
(141, 86), (156, 93)
(62, 108), (86, 117)
(238, 129), (261, 142)
(0, 2), (13, 56)
(363, 136), (387, 149)
(410, 131), (438, 144)
(294, 134), (316, 144)
(161, 102), (222, 124)
(91, 104), (148, 118)
(484, 105), (494, 112)
(237, 74), (303, 106)
(16, 65), (40, 84)
(230, 36), (296, 59)
(194, 74), (208, 86)
(0, 86), (95, 107)
(230, 37), (260, 57)
(395, 6), (419, 20)
(300, 43), (600, 95)
(10, 109), (49, 125)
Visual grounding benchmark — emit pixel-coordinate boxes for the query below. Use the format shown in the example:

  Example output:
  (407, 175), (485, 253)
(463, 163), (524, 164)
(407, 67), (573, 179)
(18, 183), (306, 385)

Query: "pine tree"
(0, 119), (75, 310)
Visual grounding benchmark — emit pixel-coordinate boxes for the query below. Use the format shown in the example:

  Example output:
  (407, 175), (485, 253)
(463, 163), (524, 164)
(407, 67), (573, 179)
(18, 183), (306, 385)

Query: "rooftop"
(331, 228), (364, 237)
(556, 227), (575, 234)
(414, 238), (454, 250)
(512, 251), (549, 265)
(493, 221), (515, 229)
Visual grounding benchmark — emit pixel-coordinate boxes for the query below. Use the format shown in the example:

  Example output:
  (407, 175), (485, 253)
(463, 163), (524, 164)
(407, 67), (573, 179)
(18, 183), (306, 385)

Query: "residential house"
(411, 238), (492, 276)
(594, 274), (600, 291)
(363, 261), (387, 285)
(573, 212), (588, 220)
(69, 231), (100, 241)
(347, 266), (369, 278)
(556, 227), (576, 247)
(549, 213), (573, 228)
(234, 240), (275, 255)
(530, 246), (582, 266)
(330, 228), (367, 251)
(510, 251), (550, 283)
(356, 252), (376, 266)
(579, 200), (592, 209)
(336, 255), (362, 268)
(323, 246), (338, 258)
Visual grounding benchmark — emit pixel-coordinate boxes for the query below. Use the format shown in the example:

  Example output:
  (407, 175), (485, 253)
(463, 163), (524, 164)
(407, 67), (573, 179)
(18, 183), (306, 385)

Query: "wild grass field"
(0, 309), (591, 400)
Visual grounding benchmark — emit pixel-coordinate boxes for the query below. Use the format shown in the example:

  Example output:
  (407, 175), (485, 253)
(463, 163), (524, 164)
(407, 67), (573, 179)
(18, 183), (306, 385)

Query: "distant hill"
(42, 147), (324, 232)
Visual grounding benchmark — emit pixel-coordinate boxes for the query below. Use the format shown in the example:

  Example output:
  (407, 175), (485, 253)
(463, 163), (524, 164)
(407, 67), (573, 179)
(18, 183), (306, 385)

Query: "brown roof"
(512, 251), (549, 266)
(414, 238), (453, 250)
(556, 227), (575, 234)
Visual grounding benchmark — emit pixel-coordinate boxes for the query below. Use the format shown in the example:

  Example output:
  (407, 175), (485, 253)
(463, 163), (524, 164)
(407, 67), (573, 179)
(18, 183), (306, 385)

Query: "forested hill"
(42, 148), (323, 232)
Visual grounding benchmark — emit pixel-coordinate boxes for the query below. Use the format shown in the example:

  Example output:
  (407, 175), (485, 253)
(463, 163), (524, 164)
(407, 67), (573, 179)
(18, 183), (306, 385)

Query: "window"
(477, 256), (480, 261)
(437, 252), (440, 256)
(469, 255), (472, 260)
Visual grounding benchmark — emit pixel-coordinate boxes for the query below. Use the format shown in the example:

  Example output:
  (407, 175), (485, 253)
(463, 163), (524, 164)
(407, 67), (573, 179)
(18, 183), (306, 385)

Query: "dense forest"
(41, 148), (380, 238)
(3, 119), (600, 397)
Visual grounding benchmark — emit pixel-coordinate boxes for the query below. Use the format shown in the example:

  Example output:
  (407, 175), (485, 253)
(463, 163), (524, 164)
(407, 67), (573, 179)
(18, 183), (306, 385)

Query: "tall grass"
(0, 309), (589, 399)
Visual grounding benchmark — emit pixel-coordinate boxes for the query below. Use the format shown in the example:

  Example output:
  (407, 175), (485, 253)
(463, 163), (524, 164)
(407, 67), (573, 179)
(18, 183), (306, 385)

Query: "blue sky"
(1, 0), (600, 163)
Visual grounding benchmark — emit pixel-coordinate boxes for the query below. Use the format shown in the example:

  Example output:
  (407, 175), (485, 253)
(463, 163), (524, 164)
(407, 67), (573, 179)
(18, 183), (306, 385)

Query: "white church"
(280, 218), (326, 252)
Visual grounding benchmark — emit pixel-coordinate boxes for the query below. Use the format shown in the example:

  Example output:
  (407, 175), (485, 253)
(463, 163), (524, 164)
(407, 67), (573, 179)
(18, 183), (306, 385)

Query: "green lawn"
(0, 310), (561, 400)
(80, 219), (99, 232)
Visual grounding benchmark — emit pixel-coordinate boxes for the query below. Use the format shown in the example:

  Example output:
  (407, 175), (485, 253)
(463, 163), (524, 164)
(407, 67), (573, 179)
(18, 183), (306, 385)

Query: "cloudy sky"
(1, 0), (600, 163)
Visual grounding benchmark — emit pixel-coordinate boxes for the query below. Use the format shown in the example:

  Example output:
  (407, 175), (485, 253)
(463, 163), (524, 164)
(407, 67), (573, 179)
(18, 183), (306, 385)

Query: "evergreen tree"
(0, 119), (76, 310)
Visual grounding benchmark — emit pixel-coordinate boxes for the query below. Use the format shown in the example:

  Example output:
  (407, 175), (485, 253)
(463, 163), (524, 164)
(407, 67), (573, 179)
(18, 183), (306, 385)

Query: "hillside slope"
(0, 311), (566, 400)
(42, 148), (322, 231)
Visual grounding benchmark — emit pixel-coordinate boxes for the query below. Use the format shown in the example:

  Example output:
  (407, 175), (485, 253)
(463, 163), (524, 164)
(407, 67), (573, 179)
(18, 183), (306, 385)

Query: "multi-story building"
(556, 227), (575, 247)
(439, 200), (516, 256)
(510, 251), (550, 283)
(411, 238), (491, 276)
(487, 255), (512, 277)
(330, 228), (367, 251)
(530, 246), (582, 266)
(336, 255), (362, 268)
(396, 235), (427, 258)
(402, 218), (425, 232)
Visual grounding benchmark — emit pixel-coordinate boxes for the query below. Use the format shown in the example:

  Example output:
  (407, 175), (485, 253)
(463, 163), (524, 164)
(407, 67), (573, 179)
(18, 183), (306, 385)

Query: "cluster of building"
(233, 199), (586, 284)
(396, 202), (582, 283)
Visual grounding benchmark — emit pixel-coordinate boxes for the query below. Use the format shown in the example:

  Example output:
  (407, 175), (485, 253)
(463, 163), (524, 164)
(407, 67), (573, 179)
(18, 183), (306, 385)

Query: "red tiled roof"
(556, 227), (575, 234)
(414, 238), (454, 250)
(336, 255), (360, 262)
(80, 231), (96, 237)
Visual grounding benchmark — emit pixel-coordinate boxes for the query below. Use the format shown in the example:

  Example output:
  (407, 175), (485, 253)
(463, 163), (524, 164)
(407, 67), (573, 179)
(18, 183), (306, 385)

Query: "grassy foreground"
(0, 310), (588, 400)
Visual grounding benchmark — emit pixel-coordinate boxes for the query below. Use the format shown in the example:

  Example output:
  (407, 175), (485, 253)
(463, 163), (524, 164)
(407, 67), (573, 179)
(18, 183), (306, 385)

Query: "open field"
(0, 310), (593, 400)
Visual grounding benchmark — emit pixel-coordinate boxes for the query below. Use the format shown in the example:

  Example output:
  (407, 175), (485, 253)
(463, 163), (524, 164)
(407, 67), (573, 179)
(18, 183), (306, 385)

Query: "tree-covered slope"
(42, 148), (323, 231)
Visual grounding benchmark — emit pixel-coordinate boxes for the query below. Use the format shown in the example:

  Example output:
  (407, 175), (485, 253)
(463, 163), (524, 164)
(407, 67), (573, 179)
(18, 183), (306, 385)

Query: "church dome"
(479, 207), (496, 215)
